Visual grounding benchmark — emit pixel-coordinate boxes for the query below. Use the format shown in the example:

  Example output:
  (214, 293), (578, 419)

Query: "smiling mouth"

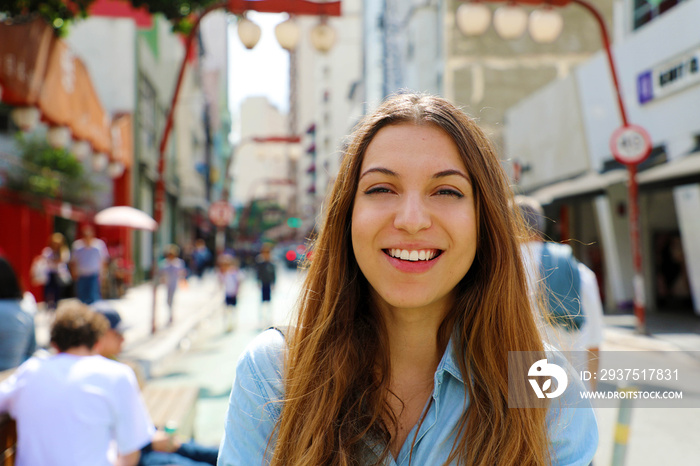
(384, 248), (443, 262)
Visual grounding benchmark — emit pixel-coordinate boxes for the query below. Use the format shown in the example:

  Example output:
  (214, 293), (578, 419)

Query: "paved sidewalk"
(602, 312), (700, 353)
(35, 271), (223, 378)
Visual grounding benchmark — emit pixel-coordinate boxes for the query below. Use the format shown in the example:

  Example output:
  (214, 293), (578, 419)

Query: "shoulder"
(83, 356), (140, 384)
(543, 242), (574, 257)
(234, 329), (286, 409)
(238, 329), (285, 376)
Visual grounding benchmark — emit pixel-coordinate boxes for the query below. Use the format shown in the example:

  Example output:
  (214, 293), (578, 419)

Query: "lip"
(382, 248), (443, 273)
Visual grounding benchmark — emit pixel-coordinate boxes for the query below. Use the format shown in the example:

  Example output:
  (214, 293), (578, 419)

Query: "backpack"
(540, 242), (584, 332)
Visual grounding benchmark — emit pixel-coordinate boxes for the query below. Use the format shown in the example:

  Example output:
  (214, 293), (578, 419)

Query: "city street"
(85, 263), (700, 465)
(133, 264), (304, 448)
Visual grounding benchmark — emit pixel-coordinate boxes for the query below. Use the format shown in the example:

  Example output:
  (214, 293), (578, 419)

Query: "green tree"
(5, 134), (98, 205)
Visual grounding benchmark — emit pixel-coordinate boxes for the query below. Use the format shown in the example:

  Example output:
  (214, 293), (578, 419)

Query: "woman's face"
(351, 123), (477, 318)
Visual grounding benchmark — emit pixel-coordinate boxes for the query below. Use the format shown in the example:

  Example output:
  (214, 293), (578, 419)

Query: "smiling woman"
(218, 93), (598, 466)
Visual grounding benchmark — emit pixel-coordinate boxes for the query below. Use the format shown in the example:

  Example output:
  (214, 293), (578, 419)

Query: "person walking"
(254, 244), (276, 327)
(30, 233), (72, 310)
(0, 257), (37, 372)
(217, 254), (243, 332)
(218, 93), (597, 465)
(515, 195), (605, 388)
(158, 244), (186, 324)
(191, 239), (211, 279)
(71, 225), (109, 304)
(0, 301), (154, 466)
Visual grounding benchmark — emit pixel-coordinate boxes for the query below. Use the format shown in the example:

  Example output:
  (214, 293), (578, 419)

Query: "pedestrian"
(217, 254), (243, 332)
(159, 244), (186, 324)
(0, 257), (37, 372)
(30, 232), (72, 310)
(254, 243), (275, 327)
(515, 195), (605, 389)
(218, 93), (597, 465)
(0, 301), (154, 466)
(191, 239), (212, 279)
(71, 224), (109, 304)
(92, 304), (219, 466)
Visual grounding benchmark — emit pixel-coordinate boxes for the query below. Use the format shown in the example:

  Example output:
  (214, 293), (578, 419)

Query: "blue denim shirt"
(218, 330), (598, 465)
(0, 299), (37, 372)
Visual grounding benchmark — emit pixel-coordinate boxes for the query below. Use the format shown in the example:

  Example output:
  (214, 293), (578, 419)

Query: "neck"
(380, 303), (447, 382)
(62, 346), (94, 356)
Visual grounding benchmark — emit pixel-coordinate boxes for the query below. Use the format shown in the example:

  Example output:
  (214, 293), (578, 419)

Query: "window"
(633, 0), (688, 30)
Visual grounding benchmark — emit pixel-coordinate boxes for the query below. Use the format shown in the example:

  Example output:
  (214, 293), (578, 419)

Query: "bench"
(140, 384), (200, 440)
(0, 371), (15, 465)
(0, 414), (15, 466)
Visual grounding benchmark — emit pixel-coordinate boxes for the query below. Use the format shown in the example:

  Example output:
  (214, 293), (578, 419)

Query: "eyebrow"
(359, 167), (470, 182)
(432, 169), (470, 182)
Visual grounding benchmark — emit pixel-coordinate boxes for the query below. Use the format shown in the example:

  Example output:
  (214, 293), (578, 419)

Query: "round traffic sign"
(208, 201), (233, 227)
(610, 124), (652, 165)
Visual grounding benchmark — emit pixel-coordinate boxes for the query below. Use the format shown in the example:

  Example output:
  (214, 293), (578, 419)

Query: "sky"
(228, 12), (290, 116)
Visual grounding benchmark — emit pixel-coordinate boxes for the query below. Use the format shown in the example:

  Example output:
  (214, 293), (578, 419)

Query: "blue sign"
(637, 71), (654, 104)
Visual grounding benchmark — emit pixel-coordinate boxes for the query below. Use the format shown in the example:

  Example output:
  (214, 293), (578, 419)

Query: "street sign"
(208, 201), (233, 227)
(610, 124), (652, 165)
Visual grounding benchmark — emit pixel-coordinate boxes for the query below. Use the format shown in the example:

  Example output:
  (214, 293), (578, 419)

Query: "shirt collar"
(435, 335), (464, 385)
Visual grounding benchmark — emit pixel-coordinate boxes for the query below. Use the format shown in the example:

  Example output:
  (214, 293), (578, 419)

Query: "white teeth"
(389, 249), (438, 262)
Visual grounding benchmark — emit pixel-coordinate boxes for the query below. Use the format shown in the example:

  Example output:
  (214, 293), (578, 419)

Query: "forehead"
(361, 123), (466, 173)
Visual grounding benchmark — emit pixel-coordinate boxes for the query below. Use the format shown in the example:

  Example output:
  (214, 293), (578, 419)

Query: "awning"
(525, 169), (628, 205)
(0, 17), (113, 157)
(0, 18), (53, 105)
(637, 152), (700, 189)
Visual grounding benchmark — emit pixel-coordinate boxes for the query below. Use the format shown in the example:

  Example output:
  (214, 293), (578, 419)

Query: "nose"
(393, 193), (431, 234)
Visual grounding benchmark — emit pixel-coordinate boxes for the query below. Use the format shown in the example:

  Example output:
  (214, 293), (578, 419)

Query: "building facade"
(505, 0), (700, 315)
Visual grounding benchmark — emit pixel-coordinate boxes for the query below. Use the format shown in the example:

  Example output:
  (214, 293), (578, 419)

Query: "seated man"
(0, 302), (154, 466)
(93, 303), (218, 466)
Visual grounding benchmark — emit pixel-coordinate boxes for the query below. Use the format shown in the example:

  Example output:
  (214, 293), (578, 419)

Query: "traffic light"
(287, 217), (302, 228)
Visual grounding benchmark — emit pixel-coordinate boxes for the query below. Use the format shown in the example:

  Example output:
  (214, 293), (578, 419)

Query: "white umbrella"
(94, 206), (158, 231)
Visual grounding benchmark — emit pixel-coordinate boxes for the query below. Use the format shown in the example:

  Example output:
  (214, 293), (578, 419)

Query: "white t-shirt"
(521, 242), (605, 372)
(0, 353), (155, 466)
(219, 269), (242, 297)
(72, 238), (109, 276)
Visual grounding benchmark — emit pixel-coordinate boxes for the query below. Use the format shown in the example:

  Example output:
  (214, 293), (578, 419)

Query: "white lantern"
(493, 4), (528, 40)
(275, 17), (301, 51)
(310, 20), (337, 53)
(456, 3), (492, 36)
(107, 161), (125, 179)
(529, 8), (564, 43)
(72, 140), (91, 162)
(92, 152), (109, 172)
(10, 106), (40, 132)
(46, 126), (71, 149)
(237, 16), (261, 50)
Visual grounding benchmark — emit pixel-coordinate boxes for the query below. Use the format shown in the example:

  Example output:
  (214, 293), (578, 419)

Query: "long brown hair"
(271, 93), (549, 465)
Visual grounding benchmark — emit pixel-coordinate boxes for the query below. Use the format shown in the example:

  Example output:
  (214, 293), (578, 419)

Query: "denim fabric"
(140, 441), (218, 465)
(76, 274), (100, 304)
(218, 330), (598, 466)
(0, 300), (37, 371)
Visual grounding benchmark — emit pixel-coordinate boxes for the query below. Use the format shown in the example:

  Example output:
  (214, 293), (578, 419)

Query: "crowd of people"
(1, 93), (607, 465)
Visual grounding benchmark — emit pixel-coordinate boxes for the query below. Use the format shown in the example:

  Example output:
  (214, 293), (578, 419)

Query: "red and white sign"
(610, 124), (652, 165)
(208, 201), (233, 227)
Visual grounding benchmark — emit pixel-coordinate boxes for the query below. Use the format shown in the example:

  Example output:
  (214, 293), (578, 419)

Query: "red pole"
(572, 0), (647, 333)
(151, 1), (227, 334)
(627, 163), (646, 332)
